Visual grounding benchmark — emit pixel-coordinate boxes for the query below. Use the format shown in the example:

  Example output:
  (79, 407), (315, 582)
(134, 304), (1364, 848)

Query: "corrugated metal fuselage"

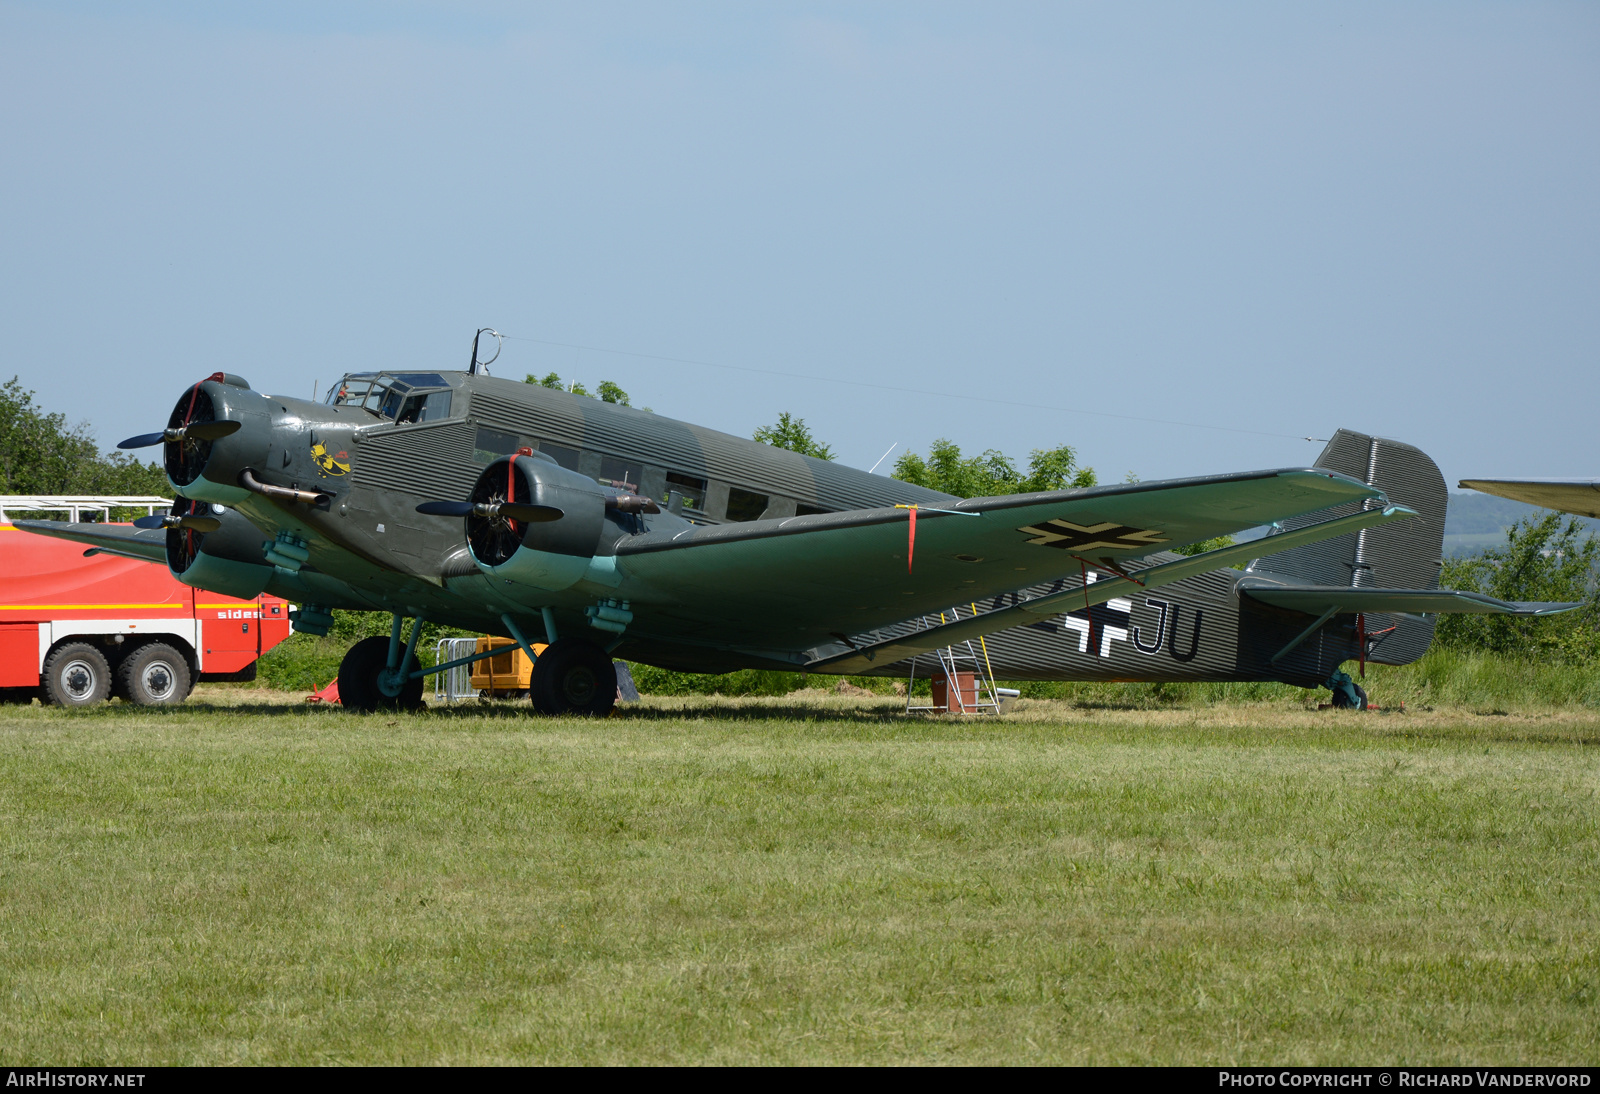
(305, 375), (1431, 686)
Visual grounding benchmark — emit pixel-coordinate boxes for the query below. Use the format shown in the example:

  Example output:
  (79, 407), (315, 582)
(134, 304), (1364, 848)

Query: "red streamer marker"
(506, 447), (534, 534)
(907, 505), (917, 573)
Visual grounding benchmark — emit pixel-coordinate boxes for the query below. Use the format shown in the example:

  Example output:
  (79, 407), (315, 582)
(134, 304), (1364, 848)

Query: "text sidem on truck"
(0, 496), (291, 706)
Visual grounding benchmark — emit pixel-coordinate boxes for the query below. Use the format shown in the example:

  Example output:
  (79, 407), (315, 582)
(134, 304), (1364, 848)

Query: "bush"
(1436, 512), (1600, 662)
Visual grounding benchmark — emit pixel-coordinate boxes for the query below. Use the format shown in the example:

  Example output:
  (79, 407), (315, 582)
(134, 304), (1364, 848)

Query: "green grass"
(0, 690), (1596, 1064)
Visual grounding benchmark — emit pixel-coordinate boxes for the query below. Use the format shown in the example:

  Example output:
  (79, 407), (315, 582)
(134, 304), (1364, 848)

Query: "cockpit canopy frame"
(325, 372), (454, 423)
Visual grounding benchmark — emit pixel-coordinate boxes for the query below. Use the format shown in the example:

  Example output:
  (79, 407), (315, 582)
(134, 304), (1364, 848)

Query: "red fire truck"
(0, 496), (292, 707)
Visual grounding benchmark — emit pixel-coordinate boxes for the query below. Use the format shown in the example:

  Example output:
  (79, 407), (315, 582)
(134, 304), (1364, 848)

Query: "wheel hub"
(562, 667), (597, 706)
(62, 660), (96, 700)
(376, 666), (408, 698)
(142, 661), (176, 701)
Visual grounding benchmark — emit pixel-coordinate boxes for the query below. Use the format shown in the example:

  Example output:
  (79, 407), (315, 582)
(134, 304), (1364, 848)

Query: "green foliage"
(1435, 512), (1600, 662)
(752, 413), (835, 460)
(525, 372), (636, 405)
(1176, 534), (1237, 557)
(255, 611), (474, 692)
(892, 438), (1095, 497)
(624, 664), (901, 698)
(0, 376), (167, 513)
(595, 380), (631, 406)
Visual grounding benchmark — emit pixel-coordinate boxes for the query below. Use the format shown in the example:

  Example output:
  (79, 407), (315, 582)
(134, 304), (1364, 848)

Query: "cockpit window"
(326, 373), (452, 422)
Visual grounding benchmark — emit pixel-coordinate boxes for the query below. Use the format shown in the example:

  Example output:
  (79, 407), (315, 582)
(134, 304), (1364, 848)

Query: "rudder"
(1248, 429), (1447, 665)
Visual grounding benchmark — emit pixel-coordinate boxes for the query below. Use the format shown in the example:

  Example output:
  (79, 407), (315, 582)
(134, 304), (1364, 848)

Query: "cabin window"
(473, 427), (520, 464)
(598, 457), (642, 493)
(397, 390), (452, 423)
(538, 442), (580, 472)
(725, 487), (769, 523)
(665, 472), (707, 511)
(796, 504), (828, 516)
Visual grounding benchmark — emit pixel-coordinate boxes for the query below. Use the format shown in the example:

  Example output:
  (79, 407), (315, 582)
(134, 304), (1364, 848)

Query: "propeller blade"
(501, 503), (565, 523)
(186, 420), (242, 442)
(415, 500), (477, 518)
(133, 513), (223, 532)
(118, 432), (167, 450)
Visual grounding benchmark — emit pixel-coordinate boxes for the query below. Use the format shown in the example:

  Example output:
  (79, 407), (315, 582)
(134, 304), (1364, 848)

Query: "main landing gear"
(530, 638), (616, 718)
(335, 613), (616, 717)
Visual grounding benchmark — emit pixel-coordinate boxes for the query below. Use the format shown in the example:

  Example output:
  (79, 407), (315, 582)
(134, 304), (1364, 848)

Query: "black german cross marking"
(1016, 519), (1169, 552)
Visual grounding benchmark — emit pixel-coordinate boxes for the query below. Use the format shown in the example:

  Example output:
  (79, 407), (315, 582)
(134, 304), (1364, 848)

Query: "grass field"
(1, 688), (1596, 1064)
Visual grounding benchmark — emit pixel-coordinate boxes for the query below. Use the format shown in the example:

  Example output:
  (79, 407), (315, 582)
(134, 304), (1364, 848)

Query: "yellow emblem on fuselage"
(311, 438), (350, 477)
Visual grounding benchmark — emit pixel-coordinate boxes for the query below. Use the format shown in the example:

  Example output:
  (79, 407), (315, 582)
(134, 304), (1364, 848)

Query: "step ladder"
(905, 604), (1005, 714)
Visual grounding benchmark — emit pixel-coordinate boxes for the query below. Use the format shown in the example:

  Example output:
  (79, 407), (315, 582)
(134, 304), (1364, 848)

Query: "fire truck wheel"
(529, 638), (616, 717)
(42, 643), (112, 707)
(116, 643), (193, 706)
(337, 635), (424, 712)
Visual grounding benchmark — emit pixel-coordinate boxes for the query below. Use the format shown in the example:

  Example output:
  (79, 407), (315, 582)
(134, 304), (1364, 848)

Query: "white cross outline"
(1059, 573), (1133, 656)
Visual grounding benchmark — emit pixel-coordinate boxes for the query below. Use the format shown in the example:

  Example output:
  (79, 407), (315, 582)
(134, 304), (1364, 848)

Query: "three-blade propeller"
(118, 420), (242, 450)
(415, 500), (565, 523)
(132, 513), (223, 533)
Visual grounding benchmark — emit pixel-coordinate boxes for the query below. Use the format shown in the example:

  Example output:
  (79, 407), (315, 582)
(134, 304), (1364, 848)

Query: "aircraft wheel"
(337, 635), (424, 712)
(42, 643), (112, 708)
(116, 642), (192, 706)
(529, 639), (616, 717)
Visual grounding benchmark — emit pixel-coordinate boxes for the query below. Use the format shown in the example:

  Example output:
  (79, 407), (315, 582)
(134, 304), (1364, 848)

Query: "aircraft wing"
(1236, 578), (1581, 617)
(1458, 479), (1600, 519)
(614, 467), (1385, 651)
(804, 504), (1415, 673)
(11, 520), (168, 564)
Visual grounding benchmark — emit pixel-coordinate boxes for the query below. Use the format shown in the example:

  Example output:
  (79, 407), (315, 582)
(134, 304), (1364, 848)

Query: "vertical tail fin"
(1248, 429), (1447, 664)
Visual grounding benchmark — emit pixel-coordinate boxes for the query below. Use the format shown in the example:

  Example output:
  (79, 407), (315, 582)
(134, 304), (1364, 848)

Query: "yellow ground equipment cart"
(468, 635), (547, 697)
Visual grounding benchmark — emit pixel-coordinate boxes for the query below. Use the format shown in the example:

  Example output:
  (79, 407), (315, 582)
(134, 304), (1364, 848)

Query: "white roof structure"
(0, 495), (171, 522)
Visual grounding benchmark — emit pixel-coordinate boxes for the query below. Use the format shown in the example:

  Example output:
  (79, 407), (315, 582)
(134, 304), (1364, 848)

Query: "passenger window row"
(468, 426), (827, 524)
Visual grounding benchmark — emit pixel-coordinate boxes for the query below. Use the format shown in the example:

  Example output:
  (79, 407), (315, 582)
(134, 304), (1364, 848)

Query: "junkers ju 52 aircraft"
(16, 339), (1579, 714)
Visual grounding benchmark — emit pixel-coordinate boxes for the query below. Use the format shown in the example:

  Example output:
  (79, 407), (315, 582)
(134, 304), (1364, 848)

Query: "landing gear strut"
(529, 638), (616, 717)
(338, 617), (426, 712)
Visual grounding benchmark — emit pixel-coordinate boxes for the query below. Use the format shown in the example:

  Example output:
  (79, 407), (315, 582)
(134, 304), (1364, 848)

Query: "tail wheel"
(337, 635), (425, 712)
(529, 638), (616, 717)
(42, 643), (112, 707)
(116, 642), (193, 706)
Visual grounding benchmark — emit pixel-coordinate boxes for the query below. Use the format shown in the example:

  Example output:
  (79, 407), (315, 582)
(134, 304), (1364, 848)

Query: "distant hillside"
(1443, 491), (1600, 557)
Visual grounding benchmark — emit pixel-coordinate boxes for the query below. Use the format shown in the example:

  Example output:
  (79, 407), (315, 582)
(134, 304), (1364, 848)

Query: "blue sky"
(2, 2), (1595, 485)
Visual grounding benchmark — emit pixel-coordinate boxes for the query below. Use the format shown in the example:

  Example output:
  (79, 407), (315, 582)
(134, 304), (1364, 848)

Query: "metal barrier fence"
(432, 637), (481, 703)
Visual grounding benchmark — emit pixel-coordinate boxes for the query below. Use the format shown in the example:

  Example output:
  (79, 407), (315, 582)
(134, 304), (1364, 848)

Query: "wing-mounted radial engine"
(418, 448), (661, 593)
(147, 495), (280, 601)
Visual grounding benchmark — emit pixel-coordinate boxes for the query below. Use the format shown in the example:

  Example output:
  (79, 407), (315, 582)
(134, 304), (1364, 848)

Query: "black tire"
(529, 638), (616, 717)
(337, 635), (424, 712)
(116, 642), (192, 706)
(42, 643), (112, 708)
(0, 687), (38, 706)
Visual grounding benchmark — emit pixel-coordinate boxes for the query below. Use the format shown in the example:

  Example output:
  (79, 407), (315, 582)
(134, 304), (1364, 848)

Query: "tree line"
(0, 377), (168, 505)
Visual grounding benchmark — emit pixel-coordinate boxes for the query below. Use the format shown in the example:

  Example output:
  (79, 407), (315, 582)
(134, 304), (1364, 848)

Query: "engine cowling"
(165, 497), (276, 600)
(467, 453), (607, 591)
(162, 374), (270, 505)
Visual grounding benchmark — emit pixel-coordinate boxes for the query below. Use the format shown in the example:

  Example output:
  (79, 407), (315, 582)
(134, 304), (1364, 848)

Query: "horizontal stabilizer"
(807, 503), (1418, 673)
(10, 519), (168, 564)
(1238, 579), (1580, 617)
(1458, 479), (1600, 520)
